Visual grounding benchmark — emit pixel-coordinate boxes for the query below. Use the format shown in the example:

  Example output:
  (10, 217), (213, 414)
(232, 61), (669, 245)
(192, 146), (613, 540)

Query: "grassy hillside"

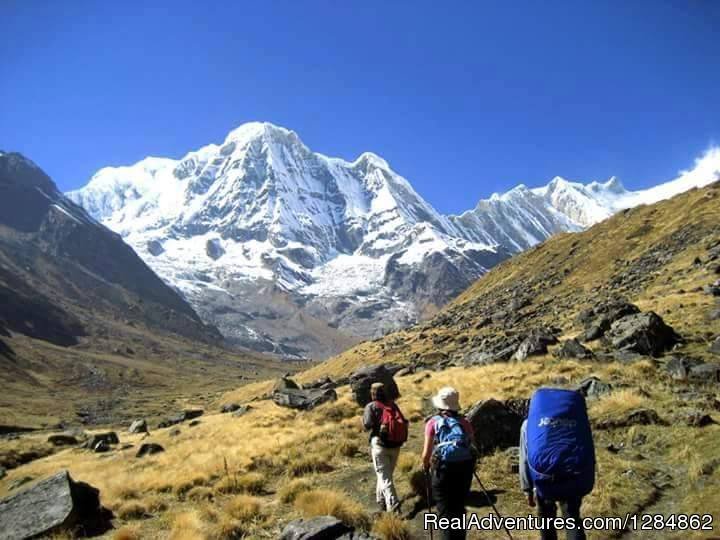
(1, 182), (719, 539)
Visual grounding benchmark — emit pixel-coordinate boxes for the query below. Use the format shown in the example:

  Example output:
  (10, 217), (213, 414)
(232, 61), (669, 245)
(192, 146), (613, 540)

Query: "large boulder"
(280, 516), (351, 540)
(605, 312), (681, 357)
(513, 329), (557, 361)
(84, 432), (119, 450)
(578, 300), (640, 341)
(596, 408), (664, 429)
(465, 398), (527, 455)
(0, 470), (111, 539)
(272, 387), (337, 411)
(554, 339), (594, 360)
(349, 365), (400, 407)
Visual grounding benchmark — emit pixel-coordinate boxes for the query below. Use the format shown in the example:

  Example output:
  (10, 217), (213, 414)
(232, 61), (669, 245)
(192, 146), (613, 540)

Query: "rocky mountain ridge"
(66, 127), (720, 358)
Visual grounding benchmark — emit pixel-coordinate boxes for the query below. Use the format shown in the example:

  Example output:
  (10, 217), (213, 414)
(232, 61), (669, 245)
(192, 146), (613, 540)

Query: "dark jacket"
(363, 400), (384, 442)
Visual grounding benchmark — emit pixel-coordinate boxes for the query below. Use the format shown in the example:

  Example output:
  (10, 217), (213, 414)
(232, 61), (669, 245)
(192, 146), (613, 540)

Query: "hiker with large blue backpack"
(422, 387), (476, 540)
(520, 388), (596, 540)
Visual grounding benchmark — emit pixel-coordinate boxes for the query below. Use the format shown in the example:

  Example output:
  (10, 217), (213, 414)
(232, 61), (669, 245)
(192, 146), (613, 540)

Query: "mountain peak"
(224, 121), (296, 144)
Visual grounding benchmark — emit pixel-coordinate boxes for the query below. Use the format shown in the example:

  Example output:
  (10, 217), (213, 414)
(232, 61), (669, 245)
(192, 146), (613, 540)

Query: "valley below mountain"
(2, 176), (718, 540)
(67, 123), (720, 359)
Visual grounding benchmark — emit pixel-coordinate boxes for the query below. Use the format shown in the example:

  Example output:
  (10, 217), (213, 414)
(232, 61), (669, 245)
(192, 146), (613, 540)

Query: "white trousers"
(370, 436), (400, 510)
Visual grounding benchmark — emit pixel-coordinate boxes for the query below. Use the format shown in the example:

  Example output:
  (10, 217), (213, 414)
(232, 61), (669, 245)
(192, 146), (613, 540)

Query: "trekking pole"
(472, 470), (514, 540)
(424, 469), (434, 540)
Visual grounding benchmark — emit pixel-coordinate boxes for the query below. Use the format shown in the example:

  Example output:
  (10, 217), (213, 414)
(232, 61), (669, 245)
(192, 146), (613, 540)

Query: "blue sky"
(2, 1), (719, 214)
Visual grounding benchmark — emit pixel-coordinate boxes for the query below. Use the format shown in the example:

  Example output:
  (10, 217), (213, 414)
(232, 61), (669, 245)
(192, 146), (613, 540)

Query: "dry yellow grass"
(278, 478), (314, 503)
(588, 388), (649, 420)
(295, 489), (370, 530)
(168, 510), (206, 540)
(372, 513), (413, 540)
(112, 525), (141, 540)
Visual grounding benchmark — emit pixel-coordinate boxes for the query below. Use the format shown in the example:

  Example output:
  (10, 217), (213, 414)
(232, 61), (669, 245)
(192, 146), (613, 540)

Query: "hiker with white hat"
(422, 387), (476, 540)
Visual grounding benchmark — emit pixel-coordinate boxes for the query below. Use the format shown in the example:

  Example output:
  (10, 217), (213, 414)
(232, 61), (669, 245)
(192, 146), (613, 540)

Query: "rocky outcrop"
(604, 312), (680, 357)
(513, 328), (558, 361)
(554, 339), (594, 360)
(577, 300), (640, 342)
(272, 387), (337, 411)
(574, 376), (612, 399)
(349, 365), (400, 407)
(465, 398), (527, 455)
(0, 470), (111, 539)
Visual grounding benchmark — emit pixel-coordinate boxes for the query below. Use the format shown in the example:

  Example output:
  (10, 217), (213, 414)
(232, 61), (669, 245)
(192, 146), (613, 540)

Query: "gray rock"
(136, 443), (165, 457)
(710, 337), (720, 355)
(47, 434), (78, 446)
(93, 440), (110, 453)
(578, 301), (641, 341)
(0, 467), (5, 480)
(231, 405), (252, 417)
(554, 339), (594, 360)
(664, 356), (704, 381)
(85, 432), (118, 450)
(0, 470), (110, 539)
(221, 403), (242, 413)
(157, 409), (204, 429)
(688, 363), (720, 383)
(128, 419), (148, 434)
(272, 387), (337, 410)
(605, 312), (680, 357)
(280, 515), (351, 540)
(466, 398), (526, 455)
(574, 376), (612, 399)
(349, 365), (400, 407)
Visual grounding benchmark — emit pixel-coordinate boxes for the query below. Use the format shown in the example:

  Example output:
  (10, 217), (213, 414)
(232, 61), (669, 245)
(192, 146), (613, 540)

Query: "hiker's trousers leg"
(370, 437), (400, 510)
(431, 460), (474, 540)
(559, 497), (586, 540)
(537, 497), (558, 540)
(537, 497), (585, 540)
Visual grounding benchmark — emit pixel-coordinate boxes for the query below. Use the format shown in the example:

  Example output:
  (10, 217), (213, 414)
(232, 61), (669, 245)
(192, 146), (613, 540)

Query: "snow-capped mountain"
(67, 124), (720, 358)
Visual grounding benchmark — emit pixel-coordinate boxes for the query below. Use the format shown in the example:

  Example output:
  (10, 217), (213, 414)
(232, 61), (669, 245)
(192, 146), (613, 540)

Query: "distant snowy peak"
(66, 122), (720, 358)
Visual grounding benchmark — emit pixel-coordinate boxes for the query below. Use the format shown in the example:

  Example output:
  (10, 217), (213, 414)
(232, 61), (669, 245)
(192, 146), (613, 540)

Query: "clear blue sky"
(2, 1), (719, 213)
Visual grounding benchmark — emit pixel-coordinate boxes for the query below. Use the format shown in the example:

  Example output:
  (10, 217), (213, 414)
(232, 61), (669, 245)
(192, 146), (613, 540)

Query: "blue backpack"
(432, 415), (473, 464)
(527, 388), (595, 500)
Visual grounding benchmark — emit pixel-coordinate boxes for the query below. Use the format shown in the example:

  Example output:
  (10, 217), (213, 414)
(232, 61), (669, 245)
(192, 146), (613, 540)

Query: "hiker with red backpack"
(362, 382), (408, 513)
(422, 387), (476, 540)
(520, 388), (596, 540)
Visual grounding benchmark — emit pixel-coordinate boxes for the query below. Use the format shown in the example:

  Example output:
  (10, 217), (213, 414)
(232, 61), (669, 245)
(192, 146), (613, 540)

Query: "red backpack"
(375, 401), (408, 446)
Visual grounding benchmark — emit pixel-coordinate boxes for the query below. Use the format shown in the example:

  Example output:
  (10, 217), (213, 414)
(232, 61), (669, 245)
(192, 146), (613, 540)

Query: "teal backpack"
(432, 415), (473, 464)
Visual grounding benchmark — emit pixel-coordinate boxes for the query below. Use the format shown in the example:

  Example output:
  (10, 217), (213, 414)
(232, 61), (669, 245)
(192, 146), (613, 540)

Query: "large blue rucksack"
(433, 415), (473, 464)
(527, 388), (595, 500)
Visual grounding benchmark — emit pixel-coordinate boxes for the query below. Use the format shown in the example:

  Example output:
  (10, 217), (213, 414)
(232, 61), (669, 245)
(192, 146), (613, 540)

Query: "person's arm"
(518, 419), (535, 506)
(362, 403), (376, 431)
(421, 420), (434, 471)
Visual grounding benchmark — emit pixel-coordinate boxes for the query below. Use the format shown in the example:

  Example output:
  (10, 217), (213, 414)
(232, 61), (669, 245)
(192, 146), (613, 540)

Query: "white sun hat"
(432, 386), (461, 412)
